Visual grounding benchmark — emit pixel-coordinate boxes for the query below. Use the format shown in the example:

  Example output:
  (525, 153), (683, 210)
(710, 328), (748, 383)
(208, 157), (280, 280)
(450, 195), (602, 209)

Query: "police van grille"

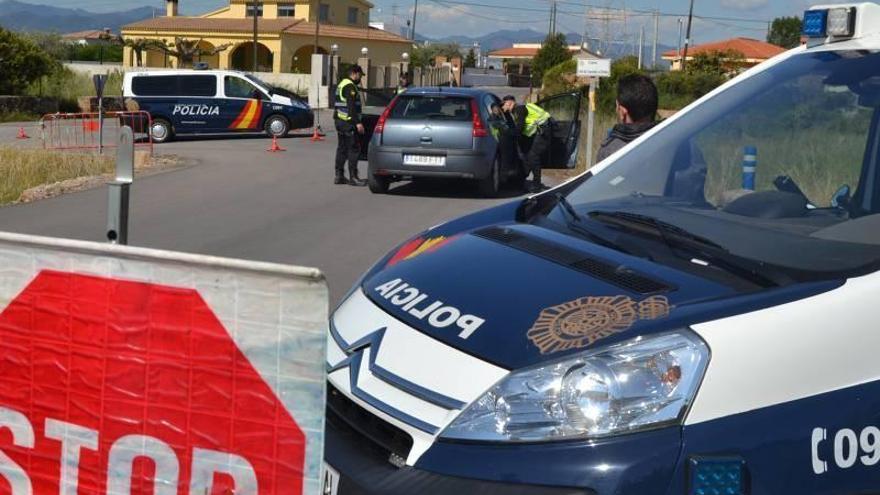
(326, 383), (413, 461)
(473, 226), (673, 295)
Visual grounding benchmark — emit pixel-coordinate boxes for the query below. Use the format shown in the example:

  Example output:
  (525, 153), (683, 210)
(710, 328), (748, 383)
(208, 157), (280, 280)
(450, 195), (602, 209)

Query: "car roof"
(127, 69), (246, 77)
(403, 87), (496, 98)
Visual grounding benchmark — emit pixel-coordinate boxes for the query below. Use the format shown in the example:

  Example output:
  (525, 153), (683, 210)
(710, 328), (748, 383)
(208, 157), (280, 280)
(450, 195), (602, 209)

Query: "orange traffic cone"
(15, 127), (30, 139)
(310, 125), (325, 142)
(267, 135), (286, 152)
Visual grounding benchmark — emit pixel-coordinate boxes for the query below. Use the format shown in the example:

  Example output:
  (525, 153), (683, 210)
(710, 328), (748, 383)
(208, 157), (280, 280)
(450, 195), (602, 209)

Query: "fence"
(365, 65), (453, 89)
(41, 111), (153, 155)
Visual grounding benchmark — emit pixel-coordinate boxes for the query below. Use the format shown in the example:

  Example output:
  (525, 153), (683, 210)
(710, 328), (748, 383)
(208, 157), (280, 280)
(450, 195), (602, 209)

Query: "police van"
(324, 3), (880, 494)
(122, 69), (313, 143)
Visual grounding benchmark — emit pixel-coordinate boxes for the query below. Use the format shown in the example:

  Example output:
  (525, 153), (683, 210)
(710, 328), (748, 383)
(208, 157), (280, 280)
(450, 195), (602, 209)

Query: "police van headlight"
(440, 331), (709, 442)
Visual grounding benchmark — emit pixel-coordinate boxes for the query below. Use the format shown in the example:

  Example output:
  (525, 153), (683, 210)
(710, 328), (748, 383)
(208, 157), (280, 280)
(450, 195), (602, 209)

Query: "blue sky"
(57, 0), (850, 43)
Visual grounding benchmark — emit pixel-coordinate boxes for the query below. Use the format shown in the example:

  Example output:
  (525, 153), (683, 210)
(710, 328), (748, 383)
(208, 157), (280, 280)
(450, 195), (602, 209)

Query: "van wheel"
(265, 115), (290, 137)
(478, 155), (501, 197)
(368, 174), (390, 194)
(150, 118), (173, 143)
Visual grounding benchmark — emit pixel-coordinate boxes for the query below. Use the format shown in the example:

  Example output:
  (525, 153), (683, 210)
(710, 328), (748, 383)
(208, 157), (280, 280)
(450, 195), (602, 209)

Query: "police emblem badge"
(527, 295), (671, 354)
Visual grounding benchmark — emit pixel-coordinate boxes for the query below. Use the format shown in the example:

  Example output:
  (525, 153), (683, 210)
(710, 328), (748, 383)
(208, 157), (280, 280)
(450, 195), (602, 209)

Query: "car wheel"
(150, 118), (173, 144)
(368, 173), (390, 194)
(265, 115), (290, 138)
(478, 155), (501, 197)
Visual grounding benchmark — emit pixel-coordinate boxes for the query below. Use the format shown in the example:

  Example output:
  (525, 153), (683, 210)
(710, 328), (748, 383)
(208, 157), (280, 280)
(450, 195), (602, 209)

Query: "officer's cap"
(502, 95), (517, 102)
(349, 65), (365, 75)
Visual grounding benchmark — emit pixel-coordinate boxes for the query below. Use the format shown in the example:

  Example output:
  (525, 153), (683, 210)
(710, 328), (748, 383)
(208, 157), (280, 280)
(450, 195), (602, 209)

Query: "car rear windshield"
(389, 96), (472, 121)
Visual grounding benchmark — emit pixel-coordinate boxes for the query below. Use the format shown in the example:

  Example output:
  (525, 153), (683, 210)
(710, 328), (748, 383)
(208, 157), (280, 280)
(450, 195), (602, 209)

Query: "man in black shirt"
(333, 65), (366, 186)
(596, 74), (659, 163)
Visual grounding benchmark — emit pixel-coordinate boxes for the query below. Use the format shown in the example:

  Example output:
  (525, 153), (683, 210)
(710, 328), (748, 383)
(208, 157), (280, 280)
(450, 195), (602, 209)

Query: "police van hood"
(362, 222), (836, 370)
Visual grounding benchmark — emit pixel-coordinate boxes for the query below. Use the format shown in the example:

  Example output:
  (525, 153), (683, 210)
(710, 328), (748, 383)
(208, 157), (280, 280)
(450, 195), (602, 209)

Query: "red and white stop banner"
(0, 233), (328, 495)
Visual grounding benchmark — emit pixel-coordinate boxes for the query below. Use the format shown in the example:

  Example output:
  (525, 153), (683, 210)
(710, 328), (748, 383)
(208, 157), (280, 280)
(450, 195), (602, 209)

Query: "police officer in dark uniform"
(334, 65), (366, 186)
(502, 95), (553, 193)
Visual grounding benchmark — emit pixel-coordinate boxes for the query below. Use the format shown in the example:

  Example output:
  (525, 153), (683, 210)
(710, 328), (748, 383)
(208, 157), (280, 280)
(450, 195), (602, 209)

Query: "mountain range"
(0, 0), (672, 64)
(0, 0), (153, 33)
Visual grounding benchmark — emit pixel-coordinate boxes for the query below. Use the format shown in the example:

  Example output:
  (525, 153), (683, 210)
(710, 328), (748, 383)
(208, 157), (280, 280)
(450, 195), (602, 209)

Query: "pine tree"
(464, 48), (477, 68)
(531, 33), (571, 86)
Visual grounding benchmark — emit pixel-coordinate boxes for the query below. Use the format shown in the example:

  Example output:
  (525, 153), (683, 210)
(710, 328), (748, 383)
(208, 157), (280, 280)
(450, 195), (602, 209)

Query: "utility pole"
(252, 0), (259, 72)
(651, 9), (659, 69)
(677, 18), (683, 68)
(637, 25), (644, 69)
(682, 0), (695, 71)
(411, 0), (419, 40)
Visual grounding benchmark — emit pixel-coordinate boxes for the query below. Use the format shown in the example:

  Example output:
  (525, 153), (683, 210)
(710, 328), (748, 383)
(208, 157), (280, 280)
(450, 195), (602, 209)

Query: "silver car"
(365, 88), (583, 196)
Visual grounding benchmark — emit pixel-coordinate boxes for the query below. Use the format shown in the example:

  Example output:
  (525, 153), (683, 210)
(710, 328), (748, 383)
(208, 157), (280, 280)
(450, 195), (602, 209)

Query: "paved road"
(0, 119), (524, 304)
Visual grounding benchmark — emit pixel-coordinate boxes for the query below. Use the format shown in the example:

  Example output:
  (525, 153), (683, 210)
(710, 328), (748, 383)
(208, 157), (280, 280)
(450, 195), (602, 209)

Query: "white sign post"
(577, 58), (612, 169)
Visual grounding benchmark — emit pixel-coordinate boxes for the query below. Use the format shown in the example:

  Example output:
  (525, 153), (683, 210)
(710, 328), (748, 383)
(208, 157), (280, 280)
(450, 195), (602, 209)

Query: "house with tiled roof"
(121, 0), (412, 73)
(661, 37), (786, 71)
(62, 29), (114, 46)
(486, 43), (586, 74)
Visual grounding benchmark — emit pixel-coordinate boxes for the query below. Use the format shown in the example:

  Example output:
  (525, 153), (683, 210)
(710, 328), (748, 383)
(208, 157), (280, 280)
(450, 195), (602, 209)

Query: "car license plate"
(403, 154), (446, 166)
(321, 462), (340, 495)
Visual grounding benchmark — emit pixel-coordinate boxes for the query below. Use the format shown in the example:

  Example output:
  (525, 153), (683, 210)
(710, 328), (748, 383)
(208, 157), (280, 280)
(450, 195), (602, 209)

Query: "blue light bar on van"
(803, 9), (828, 37)
(689, 457), (746, 495)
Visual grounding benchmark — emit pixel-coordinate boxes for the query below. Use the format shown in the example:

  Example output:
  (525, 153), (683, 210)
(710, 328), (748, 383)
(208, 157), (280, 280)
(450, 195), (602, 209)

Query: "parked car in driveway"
(364, 88), (582, 196)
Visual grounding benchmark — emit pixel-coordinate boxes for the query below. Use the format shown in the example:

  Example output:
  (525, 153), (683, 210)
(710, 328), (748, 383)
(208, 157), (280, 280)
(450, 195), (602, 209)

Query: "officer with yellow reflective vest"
(501, 95), (552, 193)
(333, 65), (367, 186)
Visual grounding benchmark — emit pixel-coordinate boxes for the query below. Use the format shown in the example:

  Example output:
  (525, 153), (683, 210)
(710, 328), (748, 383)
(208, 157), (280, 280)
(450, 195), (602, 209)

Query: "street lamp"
(331, 43), (339, 54)
(361, 47), (369, 56)
(402, 52), (409, 61)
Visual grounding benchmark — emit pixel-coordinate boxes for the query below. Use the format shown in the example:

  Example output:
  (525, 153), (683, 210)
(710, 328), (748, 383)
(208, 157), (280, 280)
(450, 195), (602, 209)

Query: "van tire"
(368, 174), (390, 194)
(265, 115), (290, 138)
(478, 155), (501, 197)
(150, 118), (173, 144)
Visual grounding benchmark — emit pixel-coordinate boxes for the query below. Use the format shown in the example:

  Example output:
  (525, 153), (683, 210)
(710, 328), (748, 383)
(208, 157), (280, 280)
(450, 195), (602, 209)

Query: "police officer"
(502, 95), (552, 193)
(334, 65), (366, 186)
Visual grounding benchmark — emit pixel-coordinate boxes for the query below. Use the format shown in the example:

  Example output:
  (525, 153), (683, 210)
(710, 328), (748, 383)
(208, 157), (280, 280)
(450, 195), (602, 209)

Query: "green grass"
(699, 127), (867, 207)
(0, 111), (40, 123)
(0, 147), (113, 204)
(27, 68), (123, 101)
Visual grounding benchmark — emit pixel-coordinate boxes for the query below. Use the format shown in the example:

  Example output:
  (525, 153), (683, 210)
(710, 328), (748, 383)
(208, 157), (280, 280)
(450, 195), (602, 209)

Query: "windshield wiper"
(549, 196), (633, 255)
(588, 210), (790, 287)
(555, 193), (583, 223)
(589, 211), (722, 251)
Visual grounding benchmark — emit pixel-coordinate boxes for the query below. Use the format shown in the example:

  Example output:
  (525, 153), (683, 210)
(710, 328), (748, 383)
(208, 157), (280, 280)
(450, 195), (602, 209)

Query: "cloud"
(719, 0), (771, 10)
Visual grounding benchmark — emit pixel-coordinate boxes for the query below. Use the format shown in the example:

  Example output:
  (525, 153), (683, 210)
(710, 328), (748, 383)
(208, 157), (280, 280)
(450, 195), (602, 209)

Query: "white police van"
(122, 69), (313, 143)
(323, 3), (880, 494)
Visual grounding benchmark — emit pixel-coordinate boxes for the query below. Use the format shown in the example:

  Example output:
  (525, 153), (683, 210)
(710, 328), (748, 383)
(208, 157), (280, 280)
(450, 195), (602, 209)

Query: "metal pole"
(252, 0), (259, 72)
(682, 0), (695, 71)
(411, 0), (419, 40)
(637, 26), (644, 69)
(98, 95), (104, 155)
(677, 18), (683, 68)
(652, 9), (659, 69)
(107, 126), (134, 245)
(585, 79), (597, 169)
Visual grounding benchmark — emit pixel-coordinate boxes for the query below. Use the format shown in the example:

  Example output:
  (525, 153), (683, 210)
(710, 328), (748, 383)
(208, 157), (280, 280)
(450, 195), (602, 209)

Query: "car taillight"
(471, 99), (488, 138)
(374, 97), (398, 135)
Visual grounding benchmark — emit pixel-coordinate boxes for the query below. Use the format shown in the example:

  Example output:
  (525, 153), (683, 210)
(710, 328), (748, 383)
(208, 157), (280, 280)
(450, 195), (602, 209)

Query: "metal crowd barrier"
(40, 111), (153, 155)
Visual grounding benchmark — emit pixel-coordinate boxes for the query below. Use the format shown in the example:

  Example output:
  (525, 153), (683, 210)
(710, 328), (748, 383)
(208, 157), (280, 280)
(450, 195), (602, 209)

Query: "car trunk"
(380, 95), (475, 150)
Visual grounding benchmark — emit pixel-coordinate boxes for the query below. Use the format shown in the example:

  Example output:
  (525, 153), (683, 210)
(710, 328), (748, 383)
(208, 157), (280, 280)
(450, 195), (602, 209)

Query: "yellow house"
(121, 0), (412, 73)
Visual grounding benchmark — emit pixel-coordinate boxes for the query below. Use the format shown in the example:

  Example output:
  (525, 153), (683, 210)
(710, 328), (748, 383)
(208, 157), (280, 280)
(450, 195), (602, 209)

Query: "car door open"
(537, 91), (582, 169)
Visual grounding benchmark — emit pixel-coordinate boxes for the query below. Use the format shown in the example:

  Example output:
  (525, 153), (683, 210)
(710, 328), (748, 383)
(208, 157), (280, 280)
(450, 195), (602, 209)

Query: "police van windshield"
(555, 50), (880, 280)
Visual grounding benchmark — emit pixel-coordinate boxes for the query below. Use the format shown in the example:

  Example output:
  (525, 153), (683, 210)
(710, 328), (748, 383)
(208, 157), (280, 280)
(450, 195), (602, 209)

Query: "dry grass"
(0, 147), (113, 204)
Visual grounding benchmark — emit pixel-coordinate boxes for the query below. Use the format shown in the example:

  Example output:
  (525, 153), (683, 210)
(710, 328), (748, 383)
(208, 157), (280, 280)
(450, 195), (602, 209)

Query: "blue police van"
(122, 69), (313, 143)
(322, 3), (880, 494)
